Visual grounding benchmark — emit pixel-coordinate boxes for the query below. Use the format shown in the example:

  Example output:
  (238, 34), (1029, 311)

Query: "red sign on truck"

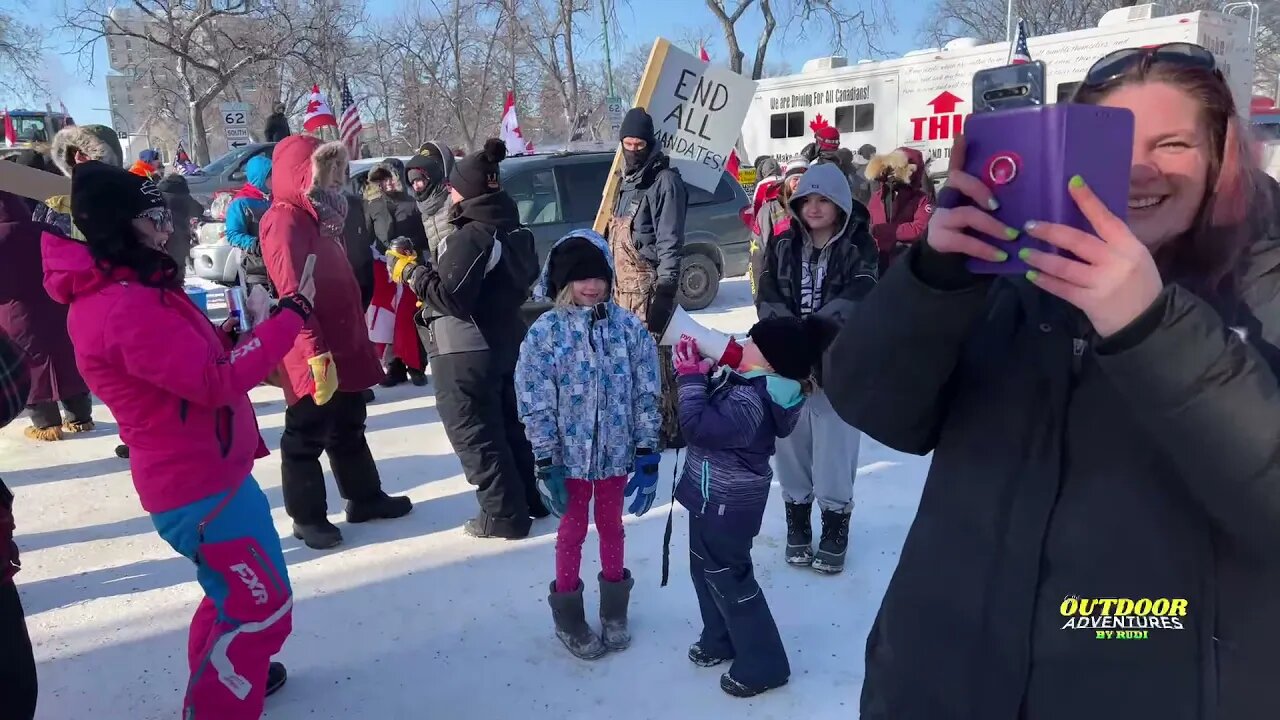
(910, 91), (966, 142)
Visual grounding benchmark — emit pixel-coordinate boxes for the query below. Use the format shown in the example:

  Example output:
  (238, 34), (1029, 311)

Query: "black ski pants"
(280, 391), (384, 525)
(689, 513), (790, 689)
(429, 350), (537, 522)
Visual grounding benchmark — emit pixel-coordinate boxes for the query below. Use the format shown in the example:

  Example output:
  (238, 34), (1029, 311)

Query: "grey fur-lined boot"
(548, 581), (607, 660)
(599, 569), (634, 650)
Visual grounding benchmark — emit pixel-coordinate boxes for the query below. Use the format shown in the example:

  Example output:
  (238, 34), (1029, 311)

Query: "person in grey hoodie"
(755, 161), (878, 575)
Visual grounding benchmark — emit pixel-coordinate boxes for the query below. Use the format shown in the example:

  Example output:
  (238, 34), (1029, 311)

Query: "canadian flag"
(698, 46), (741, 178)
(500, 91), (534, 156)
(2, 110), (16, 148)
(303, 84), (338, 133)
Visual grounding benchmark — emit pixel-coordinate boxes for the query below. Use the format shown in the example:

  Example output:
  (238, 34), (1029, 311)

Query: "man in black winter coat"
(342, 191), (373, 310)
(607, 108), (688, 449)
(405, 148), (454, 260)
(393, 138), (545, 539)
(263, 103), (291, 143)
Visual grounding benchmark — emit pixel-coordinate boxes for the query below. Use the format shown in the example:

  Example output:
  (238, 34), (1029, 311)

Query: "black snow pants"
(280, 390), (385, 525)
(429, 350), (538, 527)
(0, 480), (36, 720)
(689, 513), (790, 689)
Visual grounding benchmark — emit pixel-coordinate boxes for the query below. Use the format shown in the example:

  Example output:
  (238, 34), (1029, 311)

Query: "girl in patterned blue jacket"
(515, 230), (662, 661)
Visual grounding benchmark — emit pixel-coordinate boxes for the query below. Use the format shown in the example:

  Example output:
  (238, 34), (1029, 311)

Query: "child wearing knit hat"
(672, 314), (834, 698)
(515, 230), (662, 661)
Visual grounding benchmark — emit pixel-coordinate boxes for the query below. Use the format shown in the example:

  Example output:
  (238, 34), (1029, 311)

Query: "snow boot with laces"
(812, 509), (851, 575)
(783, 502), (814, 566)
(599, 569), (634, 651)
(548, 581), (607, 660)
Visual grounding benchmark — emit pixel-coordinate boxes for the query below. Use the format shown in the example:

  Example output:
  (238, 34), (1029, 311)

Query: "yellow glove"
(389, 250), (417, 284)
(307, 352), (339, 406)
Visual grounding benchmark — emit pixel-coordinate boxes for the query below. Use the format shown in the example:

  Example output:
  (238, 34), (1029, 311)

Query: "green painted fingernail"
(988, 197), (1000, 210)
(994, 250), (1009, 262)
(1026, 270), (1040, 282)
(1018, 248), (1032, 261)
(1004, 227), (1019, 240)
(1069, 175), (1085, 189)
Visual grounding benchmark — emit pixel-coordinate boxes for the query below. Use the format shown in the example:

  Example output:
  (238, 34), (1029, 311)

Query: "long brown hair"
(1074, 63), (1260, 300)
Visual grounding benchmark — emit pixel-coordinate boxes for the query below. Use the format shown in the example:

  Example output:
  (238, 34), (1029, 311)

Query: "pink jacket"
(41, 233), (304, 513)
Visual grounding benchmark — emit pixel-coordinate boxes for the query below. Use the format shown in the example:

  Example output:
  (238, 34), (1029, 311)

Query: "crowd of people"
(1, 39), (1279, 720)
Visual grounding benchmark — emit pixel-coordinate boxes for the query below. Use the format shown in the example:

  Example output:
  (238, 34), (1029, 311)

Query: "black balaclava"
(619, 108), (656, 173)
(405, 153), (445, 202)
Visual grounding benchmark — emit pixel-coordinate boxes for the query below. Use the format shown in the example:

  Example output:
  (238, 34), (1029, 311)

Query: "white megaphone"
(658, 306), (744, 369)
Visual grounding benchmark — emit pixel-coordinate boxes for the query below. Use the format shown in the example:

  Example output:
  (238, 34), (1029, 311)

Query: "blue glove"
(536, 461), (568, 518)
(626, 450), (660, 517)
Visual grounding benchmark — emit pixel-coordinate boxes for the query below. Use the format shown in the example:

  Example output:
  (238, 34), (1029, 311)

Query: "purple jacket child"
(674, 368), (805, 536)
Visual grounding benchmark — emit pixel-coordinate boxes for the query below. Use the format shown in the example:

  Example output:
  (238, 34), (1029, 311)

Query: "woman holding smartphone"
(827, 45), (1280, 719)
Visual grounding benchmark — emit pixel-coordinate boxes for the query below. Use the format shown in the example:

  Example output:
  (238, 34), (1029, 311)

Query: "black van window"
(557, 159), (612, 223)
(506, 169), (561, 225)
(687, 173), (736, 206)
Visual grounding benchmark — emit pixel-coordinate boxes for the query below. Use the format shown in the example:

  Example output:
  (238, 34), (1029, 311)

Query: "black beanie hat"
(405, 152), (445, 186)
(547, 236), (612, 299)
(449, 138), (506, 200)
(747, 315), (838, 381)
(71, 160), (168, 244)
(619, 108), (655, 144)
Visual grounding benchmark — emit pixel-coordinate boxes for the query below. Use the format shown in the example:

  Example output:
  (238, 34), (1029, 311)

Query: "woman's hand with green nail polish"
(925, 134), (1021, 264)
(1017, 177), (1162, 338)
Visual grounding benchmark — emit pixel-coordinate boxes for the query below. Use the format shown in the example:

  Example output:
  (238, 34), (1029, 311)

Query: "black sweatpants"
(0, 581), (36, 720)
(280, 391), (384, 525)
(27, 392), (92, 430)
(430, 350), (537, 523)
(689, 513), (790, 688)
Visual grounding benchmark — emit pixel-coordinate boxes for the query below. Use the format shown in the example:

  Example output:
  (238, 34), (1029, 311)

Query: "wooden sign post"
(0, 160), (70, 202)
(592, 38), (672, 235)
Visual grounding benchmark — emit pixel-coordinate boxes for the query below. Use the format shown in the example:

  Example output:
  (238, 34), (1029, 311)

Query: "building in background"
(103, 6), (280, 163)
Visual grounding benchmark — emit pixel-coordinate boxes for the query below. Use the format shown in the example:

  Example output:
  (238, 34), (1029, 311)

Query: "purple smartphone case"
(945, 104), (1135, 274)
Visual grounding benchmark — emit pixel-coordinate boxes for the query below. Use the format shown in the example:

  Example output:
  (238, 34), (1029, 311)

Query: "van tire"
(677, 253), (721, 311)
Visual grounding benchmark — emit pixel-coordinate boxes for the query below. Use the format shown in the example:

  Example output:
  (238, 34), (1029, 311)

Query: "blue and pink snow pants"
(151, 476), (292, 720)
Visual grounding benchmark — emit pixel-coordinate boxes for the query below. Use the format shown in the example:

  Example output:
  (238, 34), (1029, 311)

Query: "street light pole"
(601, 0), (615, 97)
(1006, 0), (1014, 42)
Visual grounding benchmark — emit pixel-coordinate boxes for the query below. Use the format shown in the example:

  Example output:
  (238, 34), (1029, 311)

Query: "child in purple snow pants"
(515, 231), (663, 661)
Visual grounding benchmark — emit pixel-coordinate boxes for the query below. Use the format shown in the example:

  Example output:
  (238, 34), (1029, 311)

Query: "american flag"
(339, 77), (363, 160)
(1009, 19), (1032, 65)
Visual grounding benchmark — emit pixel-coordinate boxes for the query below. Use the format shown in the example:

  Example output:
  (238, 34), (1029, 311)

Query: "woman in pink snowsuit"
(41, 159), (314, 719)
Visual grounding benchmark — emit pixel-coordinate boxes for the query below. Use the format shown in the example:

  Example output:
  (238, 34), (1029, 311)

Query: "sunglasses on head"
(1079, 42), (1218, 93)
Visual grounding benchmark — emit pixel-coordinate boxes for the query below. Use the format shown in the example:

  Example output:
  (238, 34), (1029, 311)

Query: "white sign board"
(606, 95), (626, 140)
(646, 45), (756, 193)
(221, 102), (251, 148)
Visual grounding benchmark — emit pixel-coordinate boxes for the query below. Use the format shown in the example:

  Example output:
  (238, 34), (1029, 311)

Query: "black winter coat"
(365, 188), (429, 256)
(827, 204), (1280, 720)
(406, 192), (539, 366)
(157, 174), (204, 279)
(263, 113), (291, 143)
(343, 192), (374, 310)
(613, 152), (688, 288)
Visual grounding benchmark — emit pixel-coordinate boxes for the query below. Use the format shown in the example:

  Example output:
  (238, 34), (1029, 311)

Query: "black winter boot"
(266, 661), (287, 697)
(464, 512), (531, 540)
(292, 520), (343, 550)
(407, 367), (428, 386)
(345, 493), (413, 523)
(812, 509), (851, 575)
(688, 642), (731, 668)
(720, 671), (788, 698)
(380, 359), (408, 387)
(548, 581), (608, 660)
(599, 569), (634, 650)
(784, 502), (814, 566)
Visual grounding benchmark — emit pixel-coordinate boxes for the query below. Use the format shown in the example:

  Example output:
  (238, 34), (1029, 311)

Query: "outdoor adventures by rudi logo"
(1059, 595), (1188, 640)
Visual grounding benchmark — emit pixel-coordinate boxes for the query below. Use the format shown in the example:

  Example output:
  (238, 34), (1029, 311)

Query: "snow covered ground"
(1, 276), (929, 719)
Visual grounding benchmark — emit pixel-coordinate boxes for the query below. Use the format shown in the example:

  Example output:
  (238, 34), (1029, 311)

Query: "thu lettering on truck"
(739, 3), (1255, 178)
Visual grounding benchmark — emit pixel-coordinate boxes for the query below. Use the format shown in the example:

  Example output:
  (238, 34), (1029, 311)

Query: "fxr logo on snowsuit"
(230, 563), (269, 605)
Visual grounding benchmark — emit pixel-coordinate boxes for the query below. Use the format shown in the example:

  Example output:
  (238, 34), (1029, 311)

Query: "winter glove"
(673, 336), (714, 376)
(307, 352), (339, 406)
(626, 449), (660, 517)
(535, 460), (568, 518)
(389, 250), (418, 284)
(646, 282), (679, 336)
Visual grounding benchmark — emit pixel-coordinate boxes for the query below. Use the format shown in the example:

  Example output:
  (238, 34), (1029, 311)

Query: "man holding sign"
(607, 108), (689, 449)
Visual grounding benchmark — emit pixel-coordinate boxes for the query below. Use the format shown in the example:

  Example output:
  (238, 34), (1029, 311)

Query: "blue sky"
(4, 0), (931, 126)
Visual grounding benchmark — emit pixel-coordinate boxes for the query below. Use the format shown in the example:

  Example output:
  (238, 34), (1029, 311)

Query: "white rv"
(741, 3), (1256, 174)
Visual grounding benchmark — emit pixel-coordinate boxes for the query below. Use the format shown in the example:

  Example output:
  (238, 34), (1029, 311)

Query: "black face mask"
(623, 148), (650, 172)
